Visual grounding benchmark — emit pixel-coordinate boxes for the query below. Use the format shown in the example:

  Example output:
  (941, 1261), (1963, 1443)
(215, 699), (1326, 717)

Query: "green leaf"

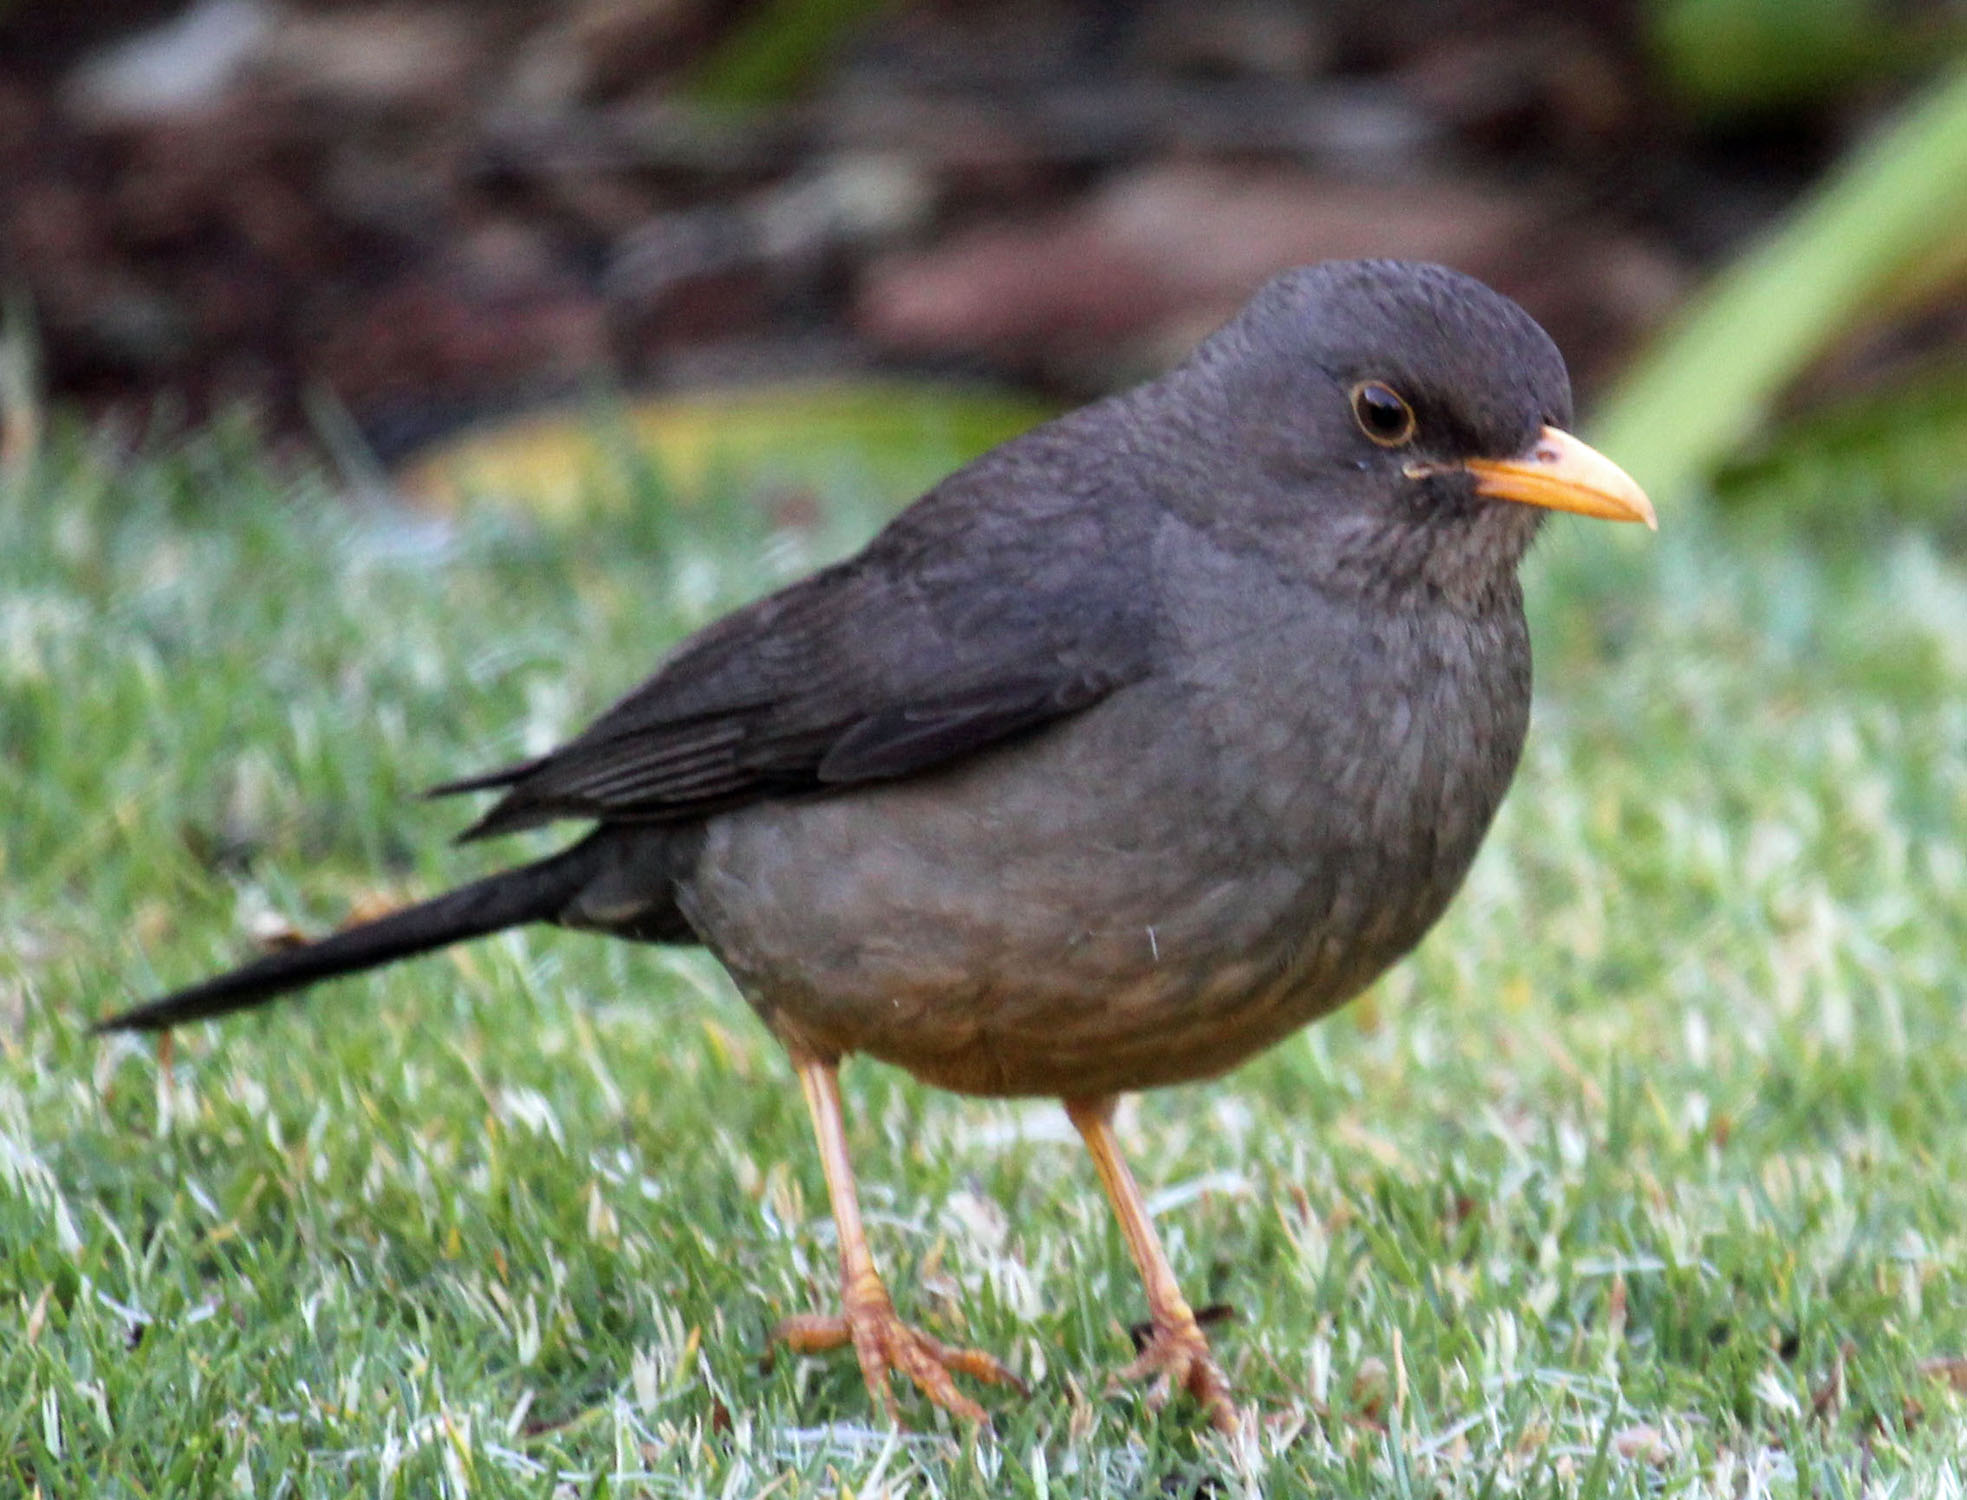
(1592, 60), (1967, 506)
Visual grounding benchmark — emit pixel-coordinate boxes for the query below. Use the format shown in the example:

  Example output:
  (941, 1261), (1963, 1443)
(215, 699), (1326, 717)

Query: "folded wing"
(436, 479), (1159, 840)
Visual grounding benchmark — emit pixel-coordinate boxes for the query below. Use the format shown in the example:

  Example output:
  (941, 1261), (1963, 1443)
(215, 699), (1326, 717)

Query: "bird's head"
(1174, 259), (1654, 601)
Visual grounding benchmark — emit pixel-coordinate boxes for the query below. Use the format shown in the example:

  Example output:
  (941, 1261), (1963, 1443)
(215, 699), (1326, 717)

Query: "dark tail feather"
(423, 755), (544, 800)
(97, 841), (601, 1034)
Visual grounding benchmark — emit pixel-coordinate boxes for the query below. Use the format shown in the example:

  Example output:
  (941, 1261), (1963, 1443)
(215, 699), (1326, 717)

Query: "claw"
(1110, 1314), (1245, 1437)
(773, 1289), (1024, 1426)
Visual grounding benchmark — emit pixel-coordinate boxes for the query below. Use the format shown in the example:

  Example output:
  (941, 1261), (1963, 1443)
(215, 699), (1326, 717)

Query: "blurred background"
(0, 0), (1963, 514)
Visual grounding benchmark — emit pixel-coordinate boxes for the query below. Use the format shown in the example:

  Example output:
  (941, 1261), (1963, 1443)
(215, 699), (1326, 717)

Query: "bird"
(99, 259), (1655, 1436)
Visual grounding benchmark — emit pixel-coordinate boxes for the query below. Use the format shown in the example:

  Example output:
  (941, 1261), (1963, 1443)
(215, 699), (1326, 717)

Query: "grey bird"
(99, 259), (1655, 1433)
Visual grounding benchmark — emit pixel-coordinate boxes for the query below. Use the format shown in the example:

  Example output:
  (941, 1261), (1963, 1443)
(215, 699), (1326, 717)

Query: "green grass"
(4, 414), (1967, 1497)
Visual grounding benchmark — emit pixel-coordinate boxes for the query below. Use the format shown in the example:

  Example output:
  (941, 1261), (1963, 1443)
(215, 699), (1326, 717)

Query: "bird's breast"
(679, 585), (1530, 1098)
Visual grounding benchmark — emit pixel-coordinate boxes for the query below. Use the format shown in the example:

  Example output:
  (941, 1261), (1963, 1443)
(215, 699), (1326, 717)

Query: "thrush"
(100, 259), (1655, 1435)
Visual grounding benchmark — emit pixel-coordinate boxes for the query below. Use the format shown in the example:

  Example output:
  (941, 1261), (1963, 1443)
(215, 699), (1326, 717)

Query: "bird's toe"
(1111, 1318), (1245, 1436)
(771, 1295), (1020, 1427)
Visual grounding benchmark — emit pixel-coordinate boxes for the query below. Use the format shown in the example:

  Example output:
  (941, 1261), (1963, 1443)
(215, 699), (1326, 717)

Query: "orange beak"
(1462, 426), (1657, 530)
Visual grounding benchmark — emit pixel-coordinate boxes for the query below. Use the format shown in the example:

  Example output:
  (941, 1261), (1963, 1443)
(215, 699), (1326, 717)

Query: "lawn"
(3, 411), (1966, 1496)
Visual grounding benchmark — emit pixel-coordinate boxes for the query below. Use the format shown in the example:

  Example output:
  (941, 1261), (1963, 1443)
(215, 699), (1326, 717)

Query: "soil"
(0, 0), (1925, 461)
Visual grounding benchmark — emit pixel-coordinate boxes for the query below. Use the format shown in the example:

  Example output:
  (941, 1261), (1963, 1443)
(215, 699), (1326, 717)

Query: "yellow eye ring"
(1350, 381), (1416, 446)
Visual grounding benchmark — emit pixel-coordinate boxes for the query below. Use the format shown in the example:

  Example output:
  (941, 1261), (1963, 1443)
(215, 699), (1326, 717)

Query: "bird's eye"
(1350, 381), (1416, 447)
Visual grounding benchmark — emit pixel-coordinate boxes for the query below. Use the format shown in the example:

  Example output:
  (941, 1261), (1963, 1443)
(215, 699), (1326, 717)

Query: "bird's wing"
(434, 480), (1158, 840)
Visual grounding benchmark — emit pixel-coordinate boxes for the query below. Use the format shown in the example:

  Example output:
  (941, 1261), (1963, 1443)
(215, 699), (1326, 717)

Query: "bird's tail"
(96, 840), (603, 1033)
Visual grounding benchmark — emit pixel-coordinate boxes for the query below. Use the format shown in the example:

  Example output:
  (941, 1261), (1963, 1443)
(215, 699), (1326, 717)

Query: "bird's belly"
(678, 669), (1497, 1097)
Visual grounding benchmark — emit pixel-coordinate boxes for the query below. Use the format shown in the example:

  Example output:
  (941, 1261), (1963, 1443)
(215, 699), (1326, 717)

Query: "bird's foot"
(1112, 1310), (1245, 1436)
(773, 1280), (1025, 1426)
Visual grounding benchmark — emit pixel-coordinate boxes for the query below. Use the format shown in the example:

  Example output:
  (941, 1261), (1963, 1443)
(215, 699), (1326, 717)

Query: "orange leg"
(1065, 1095), (1245, 1436)
(772, 1055), (1024, 1424)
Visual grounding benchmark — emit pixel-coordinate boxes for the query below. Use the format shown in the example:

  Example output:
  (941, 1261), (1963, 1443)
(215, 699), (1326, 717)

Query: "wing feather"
(442, 464), (1161, 840)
